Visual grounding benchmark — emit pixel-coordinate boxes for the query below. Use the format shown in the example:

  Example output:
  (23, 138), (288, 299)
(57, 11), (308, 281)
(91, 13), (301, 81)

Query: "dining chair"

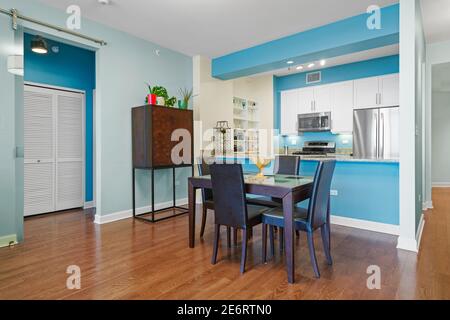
(197, 159), (233, 247)
(209, 163), (270, 273)
(261, 160), (336, 278)
(247, 155), (301, 249)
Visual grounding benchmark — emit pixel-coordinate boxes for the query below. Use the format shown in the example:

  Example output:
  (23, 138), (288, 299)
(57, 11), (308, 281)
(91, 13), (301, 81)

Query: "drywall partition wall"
(432, 91), (450, 185)
(0, 0), (193, 229)
(24, 33), (96, 203)
(212, 4), (399, 80)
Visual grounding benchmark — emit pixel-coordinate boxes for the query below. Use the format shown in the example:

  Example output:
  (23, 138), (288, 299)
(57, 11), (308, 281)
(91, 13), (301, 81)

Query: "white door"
(298, 87), (315, 114)
(379, 74), (399, 107)
(56, 93), (84, 211)
(331, 81), (354, 133)
(280, 89), (299, 135)
(354, 76), (379, 109)
(24, 88), (56, 216)
(24, 85), (84, 216)
(313, 85), (332, 113)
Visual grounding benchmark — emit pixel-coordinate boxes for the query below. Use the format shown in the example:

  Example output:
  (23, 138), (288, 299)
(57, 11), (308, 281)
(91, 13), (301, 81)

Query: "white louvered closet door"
(24, 85), (85, 216)
(56, 93), (84, 211)
(24, 87), (56, 216)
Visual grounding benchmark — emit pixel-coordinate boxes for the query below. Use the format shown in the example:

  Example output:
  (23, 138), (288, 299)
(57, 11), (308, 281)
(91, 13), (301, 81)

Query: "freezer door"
(379, 107), (399, 159)
(353, 109), (379, 159)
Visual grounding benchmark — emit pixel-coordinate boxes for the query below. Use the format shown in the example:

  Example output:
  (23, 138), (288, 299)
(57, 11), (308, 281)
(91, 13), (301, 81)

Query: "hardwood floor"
(0, 188), (449, 299)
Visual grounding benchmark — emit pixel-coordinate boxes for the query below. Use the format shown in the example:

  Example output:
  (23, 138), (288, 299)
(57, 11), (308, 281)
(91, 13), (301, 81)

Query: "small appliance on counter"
(298, 112), (331, 132)
(292, 141), (336, 157)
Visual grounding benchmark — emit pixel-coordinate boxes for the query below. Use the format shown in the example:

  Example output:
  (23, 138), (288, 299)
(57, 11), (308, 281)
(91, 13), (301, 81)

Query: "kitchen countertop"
(276, 154), (399, 163)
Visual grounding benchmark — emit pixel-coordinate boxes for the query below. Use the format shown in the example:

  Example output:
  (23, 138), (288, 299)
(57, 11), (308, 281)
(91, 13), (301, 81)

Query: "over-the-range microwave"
(298, 112), (331, 132)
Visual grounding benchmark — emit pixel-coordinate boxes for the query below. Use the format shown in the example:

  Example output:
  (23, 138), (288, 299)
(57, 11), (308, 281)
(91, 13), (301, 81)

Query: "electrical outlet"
(330, 190), (338, 196)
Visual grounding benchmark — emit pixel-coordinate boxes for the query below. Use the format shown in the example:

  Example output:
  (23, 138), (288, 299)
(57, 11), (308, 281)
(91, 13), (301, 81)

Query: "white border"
(416, 213), (425, 251)
(432, 182), (450, 188)
(94, 198), (188, 224)
(330, 215), (400, 235)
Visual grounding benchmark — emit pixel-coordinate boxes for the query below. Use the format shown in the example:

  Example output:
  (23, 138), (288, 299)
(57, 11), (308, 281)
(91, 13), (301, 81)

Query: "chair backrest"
(209, 164), (248, 228)
(307, 160), (336, 229)
(197, 158), (213, 201)
(274, 155), (300, 175)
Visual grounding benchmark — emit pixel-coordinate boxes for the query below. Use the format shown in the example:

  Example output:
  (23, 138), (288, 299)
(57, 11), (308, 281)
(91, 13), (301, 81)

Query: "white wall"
(432, 91), (450, 185)
(193, 56), (274, 156)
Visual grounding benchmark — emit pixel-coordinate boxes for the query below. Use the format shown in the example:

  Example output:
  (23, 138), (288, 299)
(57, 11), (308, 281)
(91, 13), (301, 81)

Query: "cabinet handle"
(379, 93), (382, 105)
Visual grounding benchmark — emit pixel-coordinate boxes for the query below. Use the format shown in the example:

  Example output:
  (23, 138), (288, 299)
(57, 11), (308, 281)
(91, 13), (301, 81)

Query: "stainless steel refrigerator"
(353, 107), (399, 159)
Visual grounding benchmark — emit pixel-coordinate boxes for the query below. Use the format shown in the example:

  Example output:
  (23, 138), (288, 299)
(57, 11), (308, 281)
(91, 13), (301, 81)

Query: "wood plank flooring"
(0, 188), (449, 299)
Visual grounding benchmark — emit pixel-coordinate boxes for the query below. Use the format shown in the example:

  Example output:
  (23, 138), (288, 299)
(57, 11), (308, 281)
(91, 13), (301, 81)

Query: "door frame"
(24, 82), (86, 215)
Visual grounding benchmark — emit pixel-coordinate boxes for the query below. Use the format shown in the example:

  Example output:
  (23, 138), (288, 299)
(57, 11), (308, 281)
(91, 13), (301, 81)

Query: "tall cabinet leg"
(132, 168), (136, 218)
(151, 168), (155, 223)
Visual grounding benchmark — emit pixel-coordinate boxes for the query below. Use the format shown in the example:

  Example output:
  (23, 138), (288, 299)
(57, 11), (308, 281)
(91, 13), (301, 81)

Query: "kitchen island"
(220, 155), (399, 234)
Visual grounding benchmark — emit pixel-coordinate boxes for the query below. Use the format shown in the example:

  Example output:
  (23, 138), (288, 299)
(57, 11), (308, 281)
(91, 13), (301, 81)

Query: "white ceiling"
(266, 44), (399, 77)
(37, 0), (398, 57)
(433, 63), (450, 92)
(421, 0), (450, 44)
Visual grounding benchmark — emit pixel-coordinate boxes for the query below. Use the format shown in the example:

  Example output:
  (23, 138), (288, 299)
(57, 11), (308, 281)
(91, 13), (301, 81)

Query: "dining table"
(188, 173), (314, 284)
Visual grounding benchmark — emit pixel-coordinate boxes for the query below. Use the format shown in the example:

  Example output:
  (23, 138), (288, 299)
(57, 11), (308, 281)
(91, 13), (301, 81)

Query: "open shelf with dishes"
(232, 97), (260, 155)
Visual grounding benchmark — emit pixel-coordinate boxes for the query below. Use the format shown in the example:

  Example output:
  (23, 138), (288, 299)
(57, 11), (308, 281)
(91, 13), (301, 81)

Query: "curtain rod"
(0, 7), (107, 46)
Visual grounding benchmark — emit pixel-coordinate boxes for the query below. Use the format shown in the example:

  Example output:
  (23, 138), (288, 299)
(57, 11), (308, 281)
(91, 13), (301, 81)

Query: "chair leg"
(211, 224), (220, 265)
(200, 206), (208, 238)
(240, 229), (248, 274)
(279, 227), (284, 252)
(262, 224), (268, 263)
(233, 228), (238, 246)
(295, 230), (300, 237)
(307, 231), (320, 278)
(227, 227), (232, 248)
(269, 226), (275, 257)
(321, 224), (333, 265)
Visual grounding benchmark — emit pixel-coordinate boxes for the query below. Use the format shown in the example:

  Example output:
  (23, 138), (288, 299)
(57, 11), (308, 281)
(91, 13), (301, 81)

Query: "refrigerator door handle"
(380, 112), (385, 159)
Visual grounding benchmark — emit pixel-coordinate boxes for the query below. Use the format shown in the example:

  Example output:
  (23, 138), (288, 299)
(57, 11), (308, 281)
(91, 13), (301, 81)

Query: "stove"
(292, 141), (336, 156)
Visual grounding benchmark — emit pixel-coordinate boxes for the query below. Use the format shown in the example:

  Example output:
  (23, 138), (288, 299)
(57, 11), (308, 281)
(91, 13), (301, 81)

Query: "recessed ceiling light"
(320, 60), (326, 66)
(308, 63), (315, 68)
(98, 0), (110, 4)
(296, 66), (303, 70)
(287, 60), (294, 64)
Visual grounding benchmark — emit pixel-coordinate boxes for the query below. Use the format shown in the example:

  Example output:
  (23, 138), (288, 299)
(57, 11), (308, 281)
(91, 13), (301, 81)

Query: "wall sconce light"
(7, 55), (24, 76)
(31, 36), (48, 54)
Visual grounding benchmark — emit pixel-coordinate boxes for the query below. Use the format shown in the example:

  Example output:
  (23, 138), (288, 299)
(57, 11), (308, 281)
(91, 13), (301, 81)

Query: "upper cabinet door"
(354, 76), (379, 109)
(298, 87), (315, 114)
(280, 89), (299, 135)
(331, 81), (354, 133)
(379, 74), (399, 107)
(313, 85), (332, 113)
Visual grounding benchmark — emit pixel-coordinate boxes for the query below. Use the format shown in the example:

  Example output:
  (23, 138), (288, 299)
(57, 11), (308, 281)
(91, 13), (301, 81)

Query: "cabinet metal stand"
(132, 165), (194, 223)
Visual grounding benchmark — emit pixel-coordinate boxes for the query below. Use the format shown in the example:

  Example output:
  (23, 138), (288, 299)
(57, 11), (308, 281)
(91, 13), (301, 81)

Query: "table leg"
(188, 180), (197, 248)
(283, 191), (295, 284)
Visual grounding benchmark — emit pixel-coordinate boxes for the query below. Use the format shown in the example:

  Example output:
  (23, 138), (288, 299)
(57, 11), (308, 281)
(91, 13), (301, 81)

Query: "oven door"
(298, 113), (331, 132)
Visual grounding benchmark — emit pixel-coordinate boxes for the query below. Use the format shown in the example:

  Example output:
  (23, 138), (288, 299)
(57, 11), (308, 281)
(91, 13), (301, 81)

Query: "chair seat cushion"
(246, 196), (281, 208)
(246, 204), (270, 226)
(262, 207), (311, 231)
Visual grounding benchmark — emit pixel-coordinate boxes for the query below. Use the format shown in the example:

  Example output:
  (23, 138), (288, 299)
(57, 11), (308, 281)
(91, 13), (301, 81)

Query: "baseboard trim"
(84, 201), (96, 209)
(94, 198), (188, 225)
(397, 236), (418, 252)
(0, 234), (18, 248)
(432, 182), (450, 188)
(416, 214), (425, 251)
(330, 215), (400, 235)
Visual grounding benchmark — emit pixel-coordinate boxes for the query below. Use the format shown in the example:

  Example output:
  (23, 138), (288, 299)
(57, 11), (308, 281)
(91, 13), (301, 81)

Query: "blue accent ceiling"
(212, 4), (399, 80)
(24, 33), (96, 202)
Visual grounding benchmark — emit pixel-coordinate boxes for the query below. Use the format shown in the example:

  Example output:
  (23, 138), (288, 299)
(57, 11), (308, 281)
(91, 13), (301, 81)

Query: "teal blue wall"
(24, 33), (96, 202)
(0, 0), (193, 240)
(212, 4), (399, 79)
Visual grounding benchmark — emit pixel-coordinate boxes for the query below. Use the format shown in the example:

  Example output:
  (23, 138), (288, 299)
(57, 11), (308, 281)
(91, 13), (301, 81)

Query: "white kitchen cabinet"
(280, 89), (299, 135)
(313, 85), (332, 113)
(354, 76), (379, 109)
(330, 81), (354, 133)
(379, 74), (399, 107)
(298, 87), (315, 114)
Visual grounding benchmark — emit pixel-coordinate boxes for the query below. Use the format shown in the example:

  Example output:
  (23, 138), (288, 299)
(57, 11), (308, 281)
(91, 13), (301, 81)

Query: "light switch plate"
(330, 190), (338, 196)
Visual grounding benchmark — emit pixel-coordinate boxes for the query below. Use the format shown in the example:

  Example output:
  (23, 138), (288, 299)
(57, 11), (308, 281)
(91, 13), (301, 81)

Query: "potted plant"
(145, 84), (177, 107)
(145, 83), (157, 105)
(178, 88), (193, 110)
